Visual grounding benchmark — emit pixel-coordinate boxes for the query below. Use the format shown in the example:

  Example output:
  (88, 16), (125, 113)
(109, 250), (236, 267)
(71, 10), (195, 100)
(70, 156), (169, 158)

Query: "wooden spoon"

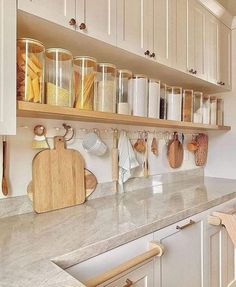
(2, 136), (8, 196)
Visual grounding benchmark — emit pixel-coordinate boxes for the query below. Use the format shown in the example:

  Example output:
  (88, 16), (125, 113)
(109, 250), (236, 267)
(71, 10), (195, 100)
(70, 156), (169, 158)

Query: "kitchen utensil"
(32, 125), (49, 149)
(151, 137), (158, 156)
(2, 136), (8, 196)
(194, 133), (208, 166)
(167, 132), (183, 168)
(32, 136), (85, 213)
(28, 169), (97, 201)
(187, 135), (199, 152)
(143, 132), (149, 177)
(82, 131), (107, 156)
(112, 129), (119, 185)
(134, 133), (146, 153)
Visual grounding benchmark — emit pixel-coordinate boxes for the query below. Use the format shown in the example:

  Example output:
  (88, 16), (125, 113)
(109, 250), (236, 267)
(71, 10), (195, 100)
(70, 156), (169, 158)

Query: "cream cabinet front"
(0, 0), (16, 135)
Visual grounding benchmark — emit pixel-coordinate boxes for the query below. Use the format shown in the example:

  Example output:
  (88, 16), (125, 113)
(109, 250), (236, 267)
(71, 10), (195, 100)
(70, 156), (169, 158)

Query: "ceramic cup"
(82, 132), (107, 156)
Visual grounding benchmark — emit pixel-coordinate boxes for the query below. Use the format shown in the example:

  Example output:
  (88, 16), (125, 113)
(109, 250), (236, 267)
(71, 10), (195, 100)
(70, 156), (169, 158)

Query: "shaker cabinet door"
(188, 0), (206, 79)
(218, 22), (231, 90)
(18, 0), (76, 29)
(0, 0), (16, 135)
(117, 0), (149, 57)
(76, 0), (117, 45)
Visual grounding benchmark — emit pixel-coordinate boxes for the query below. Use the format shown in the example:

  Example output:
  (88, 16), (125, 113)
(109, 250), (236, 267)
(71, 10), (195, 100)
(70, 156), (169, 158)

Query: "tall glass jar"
(167, 86), (182, 121)
(73, 56), (97, 110)
(17, 38), (45, 103)
(117, 69), (132, 115)
(193, 92), (203, 123)
(95, 63), (116, 113)
(148, 79), (160, 119)
(45, 48), (73, 107)
(132, 74), (148, 117)
(217, 98), (224, 126)
(202, 95), (210, 124)
(210, 97), (217, 125)
(160, 83), (167, 119)
(182, 89), (193, 122)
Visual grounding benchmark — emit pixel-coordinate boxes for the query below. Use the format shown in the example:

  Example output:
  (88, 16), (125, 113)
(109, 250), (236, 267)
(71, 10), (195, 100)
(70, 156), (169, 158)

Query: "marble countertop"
(1, 176), (236, 287)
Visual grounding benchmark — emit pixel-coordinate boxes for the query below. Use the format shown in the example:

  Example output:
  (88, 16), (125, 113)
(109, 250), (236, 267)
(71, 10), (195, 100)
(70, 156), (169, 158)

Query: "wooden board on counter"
(18, 101), (231, 132)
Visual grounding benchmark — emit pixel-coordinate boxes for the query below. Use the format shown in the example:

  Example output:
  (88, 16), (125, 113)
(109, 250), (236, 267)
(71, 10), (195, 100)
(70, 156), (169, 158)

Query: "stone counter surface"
(1, 177), (236, 287)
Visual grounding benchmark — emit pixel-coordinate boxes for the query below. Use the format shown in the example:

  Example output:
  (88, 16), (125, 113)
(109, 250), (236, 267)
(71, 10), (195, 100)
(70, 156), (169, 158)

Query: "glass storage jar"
(217, 98), (224, 126)
(182, 89), (193, 122)
(117, 69), (132, 115)
(202, 95), (210, 124)
(17, 38), (45, 103)
(167, 86), (182, 121)
(45, 48), (73, 107)
(160, 83), (167, 119)
(132, 74), (148, 117)
(210, 96), (217, 125)
(95, 63), (116, 113)
(193, 91), (203, 123)
(148, 79), (160, 119)
(74, 56), (97, 110)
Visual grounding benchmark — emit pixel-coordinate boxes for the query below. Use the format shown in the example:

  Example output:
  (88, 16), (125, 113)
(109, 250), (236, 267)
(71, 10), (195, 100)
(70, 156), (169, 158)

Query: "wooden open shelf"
(17, 101), (231, 132)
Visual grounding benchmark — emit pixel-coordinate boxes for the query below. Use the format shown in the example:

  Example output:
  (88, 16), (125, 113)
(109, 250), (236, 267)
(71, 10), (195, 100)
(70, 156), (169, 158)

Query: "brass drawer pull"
(176, 219), (195, 230)
(123, 279), (133, 287)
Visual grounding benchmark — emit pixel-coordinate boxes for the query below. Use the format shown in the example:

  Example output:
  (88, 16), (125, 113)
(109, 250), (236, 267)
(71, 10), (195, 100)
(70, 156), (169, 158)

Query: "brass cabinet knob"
(150, 52), (156, 58)
(123, 279), (133, 287)
(222, 82), (225, 86)
(193, 70), (197, 74)
(79, 23), (86, 30)
(69, 18), (76, 26)
(217, 81), (222, 85)
(144, 50), (150, 56)
(188, 69), (194, 74)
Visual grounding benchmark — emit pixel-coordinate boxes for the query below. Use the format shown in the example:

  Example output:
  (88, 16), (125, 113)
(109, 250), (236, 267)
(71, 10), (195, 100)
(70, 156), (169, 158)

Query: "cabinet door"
(205, 12), (219, 84)
(18, 0), (76, 29)
(0, 0), (16, 135)
(77, 0), (116, 45)
(154, 218), (203, 287)
(204, 224), (235, 287)
(218, 22), (231, 90)
(102, 261), (154, 287)
(117, 0), (149, 56)
(188, 0), (206, 79)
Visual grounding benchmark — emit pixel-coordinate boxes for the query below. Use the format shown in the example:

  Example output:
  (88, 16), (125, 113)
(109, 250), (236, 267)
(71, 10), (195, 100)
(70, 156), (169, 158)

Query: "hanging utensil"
(112, 129), (119, 191)
(32, 125), (49, 149)
(143, 132), (149, 177)
(134, 132), (146, 153)
(151, 136), (158, 156)
(194, 133), (208, 166)
(2, 136), (8, 196)
(167, 132), (184, 169)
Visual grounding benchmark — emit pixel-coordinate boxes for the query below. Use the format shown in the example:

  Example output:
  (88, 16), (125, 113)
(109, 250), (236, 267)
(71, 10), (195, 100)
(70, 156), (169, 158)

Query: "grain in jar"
(193, 92), (203, 124)
(117, 69), (132, 115)
(160, 83), (167, 119)
(202, 95), (210, 124)
(182, 89), (193, 122)
(167, 87), (182, 121)
(74, 56), (97, 110)
(210, 97), (217, 125)
(132, 74), (148, 117)
(17, 38), (45, 103)
(217, 98), (224, 126)
(45, 48), (73, 107)
(148, 79), (160, 118)
(95, 63), (116, 113)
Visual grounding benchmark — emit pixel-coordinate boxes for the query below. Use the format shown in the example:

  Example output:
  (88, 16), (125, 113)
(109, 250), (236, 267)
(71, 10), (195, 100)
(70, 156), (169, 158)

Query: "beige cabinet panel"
(18, 0), (76, 29)
(76, 0), (116, 45)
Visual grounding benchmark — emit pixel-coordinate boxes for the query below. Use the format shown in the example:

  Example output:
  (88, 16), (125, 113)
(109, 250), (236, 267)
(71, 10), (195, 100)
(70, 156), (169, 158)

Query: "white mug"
(82, 132), (107, 156)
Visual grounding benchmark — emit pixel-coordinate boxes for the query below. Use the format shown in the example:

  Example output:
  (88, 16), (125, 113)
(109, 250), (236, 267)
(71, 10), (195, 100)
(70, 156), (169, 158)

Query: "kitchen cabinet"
(154, 217), (203, 287)
(0, 0), (16, 135)
(116, 0), (149, 57)
(76, 0), (117, 45)
(18, 0), (76, 29)
(218, 22), (231, 90)
(188, 0), (206, 79)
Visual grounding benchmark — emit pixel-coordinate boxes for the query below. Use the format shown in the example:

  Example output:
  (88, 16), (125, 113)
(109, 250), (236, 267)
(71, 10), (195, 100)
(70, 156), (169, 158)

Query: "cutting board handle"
(54, 136), (65, 150)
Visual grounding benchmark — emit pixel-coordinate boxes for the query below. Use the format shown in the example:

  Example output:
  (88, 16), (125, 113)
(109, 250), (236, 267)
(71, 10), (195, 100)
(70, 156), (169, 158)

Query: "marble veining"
(1, 176), (236, 287)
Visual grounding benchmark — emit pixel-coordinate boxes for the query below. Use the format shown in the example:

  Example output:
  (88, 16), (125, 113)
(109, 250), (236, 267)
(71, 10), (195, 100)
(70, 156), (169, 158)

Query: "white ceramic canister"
(132, 74), (148, 117)
(193, 91), (203, 124)
(202, 95), (210, 124)
(148, 79), (160, 118)
(167, 86), (182, 121)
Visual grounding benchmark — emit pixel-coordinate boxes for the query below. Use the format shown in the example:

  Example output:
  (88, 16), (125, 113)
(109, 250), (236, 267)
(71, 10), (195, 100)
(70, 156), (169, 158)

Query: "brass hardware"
(69, 18), (76, 26)
(222, 82), (225, 86)
(188, 69), (194, 74)
(217, 81), (221, 85)
(193, 70), (197, 74)
(144, 50), (150, 56)
(150, 52), (156, 58)
(176, 219), (195, 230)
(123, 279), (133, 287)
(79, 22), (86, 30)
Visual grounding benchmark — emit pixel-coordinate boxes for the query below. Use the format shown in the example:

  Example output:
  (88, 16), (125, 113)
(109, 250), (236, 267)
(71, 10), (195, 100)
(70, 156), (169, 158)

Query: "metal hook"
(62, 123), (75, 141)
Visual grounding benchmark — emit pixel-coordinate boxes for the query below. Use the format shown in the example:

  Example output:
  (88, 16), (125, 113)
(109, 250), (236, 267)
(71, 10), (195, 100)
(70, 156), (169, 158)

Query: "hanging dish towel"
(118, 131), (140, 191)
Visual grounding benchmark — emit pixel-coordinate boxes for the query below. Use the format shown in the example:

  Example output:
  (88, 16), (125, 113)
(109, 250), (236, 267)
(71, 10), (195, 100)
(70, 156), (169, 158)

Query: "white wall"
(205, 28), (236, 178)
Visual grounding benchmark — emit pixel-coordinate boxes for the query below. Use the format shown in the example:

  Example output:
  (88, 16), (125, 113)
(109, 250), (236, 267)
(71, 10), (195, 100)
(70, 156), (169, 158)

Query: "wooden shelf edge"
(17, 101), (231, 132)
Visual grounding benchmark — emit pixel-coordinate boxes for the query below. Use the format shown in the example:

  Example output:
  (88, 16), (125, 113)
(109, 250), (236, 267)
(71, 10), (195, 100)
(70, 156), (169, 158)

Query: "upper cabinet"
(76, 0), (117, 45)
(0, 0), (16, 135)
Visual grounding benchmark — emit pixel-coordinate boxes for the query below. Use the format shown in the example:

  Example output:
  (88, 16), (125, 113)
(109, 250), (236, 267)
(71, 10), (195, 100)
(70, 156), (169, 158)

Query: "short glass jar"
(132, 74), (148, 117)
(148, 79), (160, 119)
(160, 83), (167, 119)
(45, 48), (73, 107)
(74, 56), (97, 110)
(182, 89), (193, 122)
(117, 69), (132, 115)
(17, 38), (45, 103)
(193, 91), (203, 124)
(166, 86), (182, 121)
(95, 63), (116, 113)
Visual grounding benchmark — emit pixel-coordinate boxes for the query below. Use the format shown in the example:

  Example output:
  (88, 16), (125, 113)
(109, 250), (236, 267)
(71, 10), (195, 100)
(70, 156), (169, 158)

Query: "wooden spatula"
(2, 136), (8, 196)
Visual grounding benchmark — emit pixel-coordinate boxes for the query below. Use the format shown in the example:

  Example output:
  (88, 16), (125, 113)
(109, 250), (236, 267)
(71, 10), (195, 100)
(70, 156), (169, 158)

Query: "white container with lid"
(148, 79), (160, 118)
(193, 91), (203, 124)
(167, 86), (182, 121)
(132, 74), (148, 117)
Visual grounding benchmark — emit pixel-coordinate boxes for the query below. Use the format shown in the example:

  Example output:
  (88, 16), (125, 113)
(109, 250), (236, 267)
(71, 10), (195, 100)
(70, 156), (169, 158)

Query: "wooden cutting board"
(195, 133), (208, 166)
(168, 133), (183, 169)
(32, 136), (85, 213)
